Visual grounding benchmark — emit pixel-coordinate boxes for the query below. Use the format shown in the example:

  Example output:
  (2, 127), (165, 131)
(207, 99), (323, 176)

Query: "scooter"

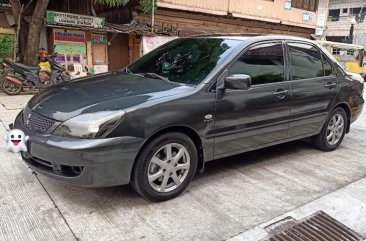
(1, 54), (70, 95)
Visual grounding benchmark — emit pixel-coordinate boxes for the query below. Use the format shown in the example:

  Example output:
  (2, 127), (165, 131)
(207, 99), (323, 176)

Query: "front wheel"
(311, 107), (347, 151)
(131, 132), (198, 201)
(1, 78), (22, 95)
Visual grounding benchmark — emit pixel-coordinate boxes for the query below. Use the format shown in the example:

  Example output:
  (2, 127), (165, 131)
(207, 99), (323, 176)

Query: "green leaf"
(95, 0), (155, 14)
(94, 0), (130, 7)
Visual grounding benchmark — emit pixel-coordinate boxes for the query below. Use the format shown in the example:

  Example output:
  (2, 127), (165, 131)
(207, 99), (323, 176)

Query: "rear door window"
(288, 42), (324, 80)
(228, 42), (284, 85)
(322, 54), (333, 76)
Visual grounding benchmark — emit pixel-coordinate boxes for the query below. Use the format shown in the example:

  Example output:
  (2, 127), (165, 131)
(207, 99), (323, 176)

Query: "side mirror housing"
(224, 74), (251, 90)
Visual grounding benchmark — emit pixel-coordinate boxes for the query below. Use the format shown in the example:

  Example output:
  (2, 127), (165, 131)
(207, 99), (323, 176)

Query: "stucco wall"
(157, 0), (317, 29)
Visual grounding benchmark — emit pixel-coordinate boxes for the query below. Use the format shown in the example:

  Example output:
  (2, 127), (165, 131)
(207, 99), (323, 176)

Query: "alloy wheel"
(326, 113), (344, 146)
(147, 143), (190, 193)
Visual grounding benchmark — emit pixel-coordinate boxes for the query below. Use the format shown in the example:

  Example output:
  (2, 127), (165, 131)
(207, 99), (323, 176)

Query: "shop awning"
(46, 21), (177, 36)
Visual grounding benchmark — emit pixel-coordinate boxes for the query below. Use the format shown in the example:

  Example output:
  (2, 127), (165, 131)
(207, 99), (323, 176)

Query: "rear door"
(286, 41), (338, 138)
(214, 41), (291, 158)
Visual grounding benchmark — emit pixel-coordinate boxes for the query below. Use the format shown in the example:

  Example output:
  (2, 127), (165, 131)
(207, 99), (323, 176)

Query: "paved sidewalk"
(229, 177), (366, 240)
(0, 92), (365, 241)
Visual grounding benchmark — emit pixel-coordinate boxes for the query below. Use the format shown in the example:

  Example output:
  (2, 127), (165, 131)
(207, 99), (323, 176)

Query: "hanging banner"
(47, 11), (105, 28)
(142, 36), (178, 55)
(53, 29), (87, 72)
(92, 34), (108, 44)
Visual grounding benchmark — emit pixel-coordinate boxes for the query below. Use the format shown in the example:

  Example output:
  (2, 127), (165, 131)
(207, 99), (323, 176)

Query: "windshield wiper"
(140, 72), (170, 82)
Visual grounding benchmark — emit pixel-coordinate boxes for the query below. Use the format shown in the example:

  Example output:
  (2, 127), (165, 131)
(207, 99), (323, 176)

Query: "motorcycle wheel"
(2, 78), (22, 95)
(0, 70), (14, 91)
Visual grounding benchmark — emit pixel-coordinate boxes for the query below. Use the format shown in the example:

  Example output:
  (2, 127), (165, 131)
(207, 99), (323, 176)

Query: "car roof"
(192, 33), (315, 43)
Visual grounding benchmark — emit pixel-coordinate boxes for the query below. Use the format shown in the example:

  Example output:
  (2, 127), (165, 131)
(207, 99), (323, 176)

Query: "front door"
(214, 41), (291, 158)
(286, 41), (338, 138)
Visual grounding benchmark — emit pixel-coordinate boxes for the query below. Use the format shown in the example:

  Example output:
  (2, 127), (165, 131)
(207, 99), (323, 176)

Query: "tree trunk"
(9, 0), (22, 61)
(8, 0), (20, 20)
(18, 19), (28, 62)
(24, 0), (49, 65)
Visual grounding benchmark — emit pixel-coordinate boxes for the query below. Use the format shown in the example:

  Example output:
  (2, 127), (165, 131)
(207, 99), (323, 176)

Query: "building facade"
(2, 0), (321, 73)
(147, 0), (319, 38)
(317, 0), (366, 46)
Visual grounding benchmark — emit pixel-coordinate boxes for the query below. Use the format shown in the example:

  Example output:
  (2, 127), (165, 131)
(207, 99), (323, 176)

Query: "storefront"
(46, 11), (112, 77)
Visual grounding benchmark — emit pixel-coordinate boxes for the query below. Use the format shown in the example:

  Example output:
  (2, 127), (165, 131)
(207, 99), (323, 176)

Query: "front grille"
(22, 153), (84, 177)
(24, 111), (55, 133)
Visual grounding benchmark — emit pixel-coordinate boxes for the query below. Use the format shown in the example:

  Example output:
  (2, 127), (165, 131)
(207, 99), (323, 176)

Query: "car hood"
(28, 73), (195, 121)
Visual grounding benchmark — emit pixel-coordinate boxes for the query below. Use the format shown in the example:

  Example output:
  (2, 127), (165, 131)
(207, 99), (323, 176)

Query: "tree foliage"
(9, 0), (50, 65)
(94, 0), (130, 7)
(95, 0), (155, 13)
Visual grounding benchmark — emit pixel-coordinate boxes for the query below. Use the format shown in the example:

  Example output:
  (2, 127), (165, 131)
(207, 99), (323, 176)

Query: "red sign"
(54, 29), (85, 43)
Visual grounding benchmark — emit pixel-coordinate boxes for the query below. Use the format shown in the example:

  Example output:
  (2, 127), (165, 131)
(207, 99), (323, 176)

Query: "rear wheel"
(311, 107), (347, 151)
(131, 132), (197, 201)
(1, 78), (22, 95)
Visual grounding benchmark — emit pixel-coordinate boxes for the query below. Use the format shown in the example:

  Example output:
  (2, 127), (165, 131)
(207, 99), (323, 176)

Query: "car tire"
(311, 107), (347, 152)
(131, 132), (198, 201)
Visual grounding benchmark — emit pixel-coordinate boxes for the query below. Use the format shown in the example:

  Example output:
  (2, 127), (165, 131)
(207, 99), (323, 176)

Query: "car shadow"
(40, 139), (318, 210)
(195, 139), (313, 181)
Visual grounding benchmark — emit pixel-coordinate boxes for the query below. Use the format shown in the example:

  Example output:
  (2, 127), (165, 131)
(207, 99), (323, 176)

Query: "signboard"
(303, 12), (311, 22)
(284, 1), (291, 10)
(54, 29), (85, 43)
(0, 0), (11, 8)
(94, 65), (108, 74)
(47, 11), (105, 28)
(92, 34), (108, 44)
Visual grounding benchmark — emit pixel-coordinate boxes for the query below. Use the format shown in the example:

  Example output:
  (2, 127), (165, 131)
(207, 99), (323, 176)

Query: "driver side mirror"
(224, 74), (251, 90)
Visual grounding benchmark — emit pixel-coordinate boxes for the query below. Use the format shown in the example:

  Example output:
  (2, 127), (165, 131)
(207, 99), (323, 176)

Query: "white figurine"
(4, 129), (29, 153)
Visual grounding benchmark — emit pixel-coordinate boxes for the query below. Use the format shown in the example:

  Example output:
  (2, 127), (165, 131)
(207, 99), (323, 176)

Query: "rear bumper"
(14, 111), (144, 187)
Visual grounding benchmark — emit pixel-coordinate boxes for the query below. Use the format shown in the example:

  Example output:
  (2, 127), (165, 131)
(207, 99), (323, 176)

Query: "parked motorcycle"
(1, 54), (70, 95)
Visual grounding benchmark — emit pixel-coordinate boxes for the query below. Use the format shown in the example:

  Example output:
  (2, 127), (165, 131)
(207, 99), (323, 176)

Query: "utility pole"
(355, 5), (366, 23)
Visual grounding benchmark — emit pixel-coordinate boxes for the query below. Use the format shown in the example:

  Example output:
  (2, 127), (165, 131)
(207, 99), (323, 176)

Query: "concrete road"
(0, 93), (365, 241)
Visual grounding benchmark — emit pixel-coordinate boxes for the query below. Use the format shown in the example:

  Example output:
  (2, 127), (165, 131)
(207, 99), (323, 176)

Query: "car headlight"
(53, 111), (126, 139)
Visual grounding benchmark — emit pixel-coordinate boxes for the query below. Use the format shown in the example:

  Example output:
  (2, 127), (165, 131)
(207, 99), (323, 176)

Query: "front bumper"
(14, 111), (144, 187)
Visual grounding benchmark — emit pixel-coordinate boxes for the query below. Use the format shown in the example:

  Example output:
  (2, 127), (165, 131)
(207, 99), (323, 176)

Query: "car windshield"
(128, 38), (242, 85)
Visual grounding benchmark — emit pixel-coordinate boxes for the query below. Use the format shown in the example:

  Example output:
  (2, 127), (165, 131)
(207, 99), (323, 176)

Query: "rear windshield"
(128, 38), (242, 85)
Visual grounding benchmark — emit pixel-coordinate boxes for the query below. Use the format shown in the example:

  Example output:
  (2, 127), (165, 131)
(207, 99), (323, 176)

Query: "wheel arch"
(332, 102), (351, 133)
(132, 126), (205, 176)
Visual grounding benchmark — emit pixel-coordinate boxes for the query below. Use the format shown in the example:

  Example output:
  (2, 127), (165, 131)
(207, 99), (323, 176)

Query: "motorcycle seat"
(14, 63), (40, 71)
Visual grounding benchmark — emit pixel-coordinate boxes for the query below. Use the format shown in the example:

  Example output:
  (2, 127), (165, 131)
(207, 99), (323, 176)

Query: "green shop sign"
(47, 11), (105, 29)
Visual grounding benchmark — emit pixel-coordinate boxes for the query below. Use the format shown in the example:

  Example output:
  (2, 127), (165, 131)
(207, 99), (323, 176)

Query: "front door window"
(229, 42), (285, 85)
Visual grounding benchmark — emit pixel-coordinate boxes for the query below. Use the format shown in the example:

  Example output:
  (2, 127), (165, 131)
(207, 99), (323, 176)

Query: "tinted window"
(322, 54), (333, 76)
(228, 42), (284, 85)
(288, 42), (323, 80)
(129, 38), (242, 85)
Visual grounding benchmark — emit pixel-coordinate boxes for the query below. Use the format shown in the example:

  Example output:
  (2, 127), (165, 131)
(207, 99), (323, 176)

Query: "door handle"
(273, 89), (289, 99)
(324, 82), (337, 89)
